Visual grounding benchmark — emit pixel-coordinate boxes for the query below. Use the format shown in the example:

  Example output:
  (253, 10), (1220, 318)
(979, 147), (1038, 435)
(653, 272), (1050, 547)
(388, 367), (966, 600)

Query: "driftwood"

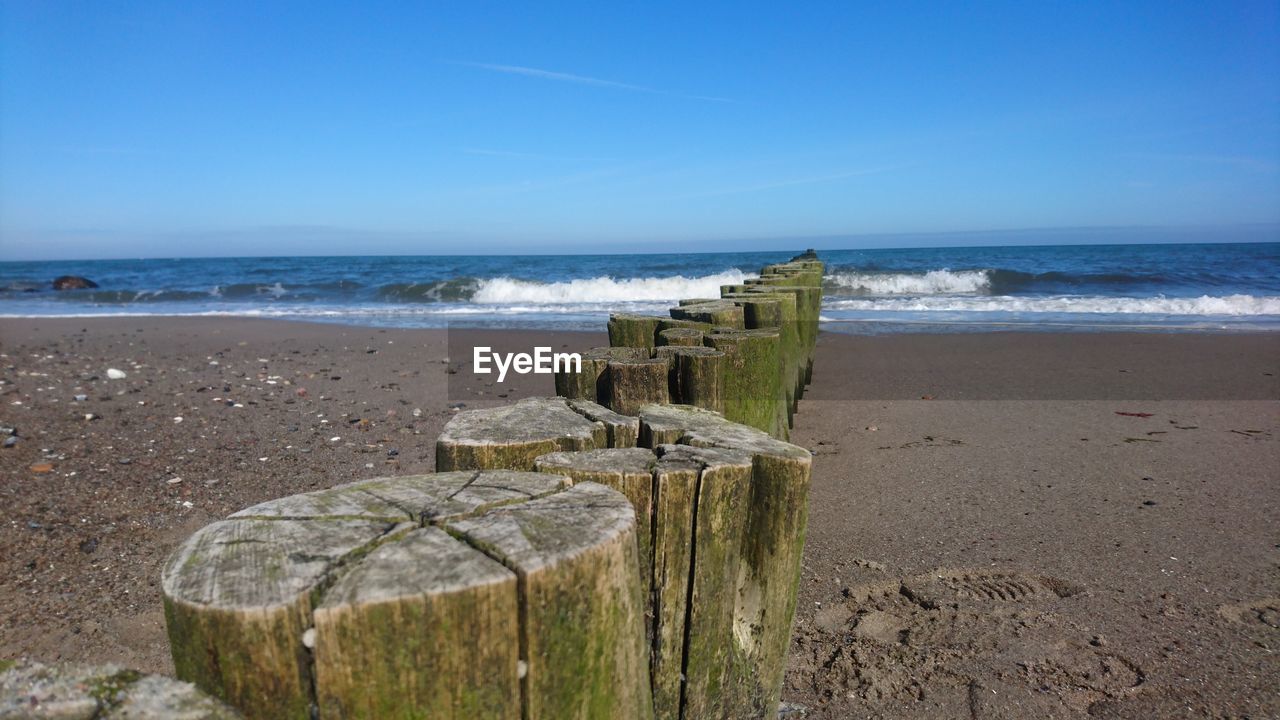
(0, 659), (240, 719)
(162, 472), (652, 720)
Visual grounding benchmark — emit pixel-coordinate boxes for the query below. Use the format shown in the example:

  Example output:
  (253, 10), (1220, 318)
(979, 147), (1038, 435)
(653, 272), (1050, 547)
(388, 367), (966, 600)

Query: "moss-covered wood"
(647, 452), (699, 720)
(636, 404), (813, 719)
(721, 291), (803, 415)
(653, 346), (725, 413)
(163, 473), (652, 720)
(312, 527), (521, 719)
(436, 397), (606, 471)
(555, 346), (647, 402)
(163, 517), (396, 719)
(608, 314), (663, 350)
(703, 329), (786, 438)
(449, 483), (653, 720)
(533, 448), (657, 610)
(654, 445), (754, 720)
(606, 357), (671, 416)
(668, 300), (744, 329)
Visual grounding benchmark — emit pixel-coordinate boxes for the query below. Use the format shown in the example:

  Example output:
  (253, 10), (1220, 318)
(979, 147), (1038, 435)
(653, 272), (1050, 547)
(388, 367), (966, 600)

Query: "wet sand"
(1, 318), (1277, 718)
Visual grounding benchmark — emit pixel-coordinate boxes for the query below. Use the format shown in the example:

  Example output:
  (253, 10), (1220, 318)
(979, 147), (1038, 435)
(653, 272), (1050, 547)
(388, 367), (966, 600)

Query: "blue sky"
(1, 1), (1278, 259)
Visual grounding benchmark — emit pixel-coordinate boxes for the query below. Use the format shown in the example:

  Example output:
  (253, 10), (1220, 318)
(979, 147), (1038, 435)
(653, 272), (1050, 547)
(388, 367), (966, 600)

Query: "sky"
(1, 1), (1278, 260)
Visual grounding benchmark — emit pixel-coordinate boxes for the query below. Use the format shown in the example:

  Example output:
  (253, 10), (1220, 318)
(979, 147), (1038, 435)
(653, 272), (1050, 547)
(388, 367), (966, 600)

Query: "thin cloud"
(452, 61), (734, 103)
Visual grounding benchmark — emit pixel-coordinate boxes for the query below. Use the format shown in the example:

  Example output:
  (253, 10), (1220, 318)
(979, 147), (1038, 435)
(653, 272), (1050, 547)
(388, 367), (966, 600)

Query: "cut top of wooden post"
(637, 403), (811, 462)
(436, 396), (608, 471)
(163, 472), (653, 720)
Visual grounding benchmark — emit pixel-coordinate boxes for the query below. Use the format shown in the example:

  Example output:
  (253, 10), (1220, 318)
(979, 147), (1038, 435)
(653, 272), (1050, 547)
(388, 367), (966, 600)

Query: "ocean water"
(1, 242), (1278, 333)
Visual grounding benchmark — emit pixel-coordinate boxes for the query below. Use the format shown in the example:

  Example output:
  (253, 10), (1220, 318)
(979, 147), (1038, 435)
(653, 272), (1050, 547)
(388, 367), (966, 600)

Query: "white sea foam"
(471, 270), (754, 304)
(826, 269), (991, 295)
(823, 294), (1280, 316)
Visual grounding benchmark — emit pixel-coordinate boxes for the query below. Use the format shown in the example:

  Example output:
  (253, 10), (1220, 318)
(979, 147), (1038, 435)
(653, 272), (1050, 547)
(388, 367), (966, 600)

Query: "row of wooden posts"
(160, 252), (825, 719)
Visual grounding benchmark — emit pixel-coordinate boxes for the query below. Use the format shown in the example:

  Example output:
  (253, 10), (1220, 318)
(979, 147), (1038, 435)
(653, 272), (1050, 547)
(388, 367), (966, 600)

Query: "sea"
(2, 242), (1278, 334)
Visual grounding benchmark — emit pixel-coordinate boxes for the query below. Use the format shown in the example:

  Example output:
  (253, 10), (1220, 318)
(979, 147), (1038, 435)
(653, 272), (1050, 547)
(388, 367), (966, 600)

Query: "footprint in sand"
(1218, 597), (1280, 629)
(791, 567), (1143, 713)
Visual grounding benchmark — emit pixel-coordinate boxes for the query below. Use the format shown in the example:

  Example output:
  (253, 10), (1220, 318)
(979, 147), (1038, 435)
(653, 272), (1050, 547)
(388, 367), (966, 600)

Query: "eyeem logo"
(473, 346), (582, 382)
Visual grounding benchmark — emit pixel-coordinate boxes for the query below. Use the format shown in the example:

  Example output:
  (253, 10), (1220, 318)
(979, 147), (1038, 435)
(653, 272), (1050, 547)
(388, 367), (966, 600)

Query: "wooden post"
(702, 328), (786, 438)
(608, 314), (663, 350)
(555, 346), (647, 402)
(606, 357), (671, 416)
(163, 472), (653, 720)
(653, 346), (725, 413)
(0, 659), (241, 719)
(533, 406), (811, 720)
(636, 404), (812, 719)
(436, 397), (607, 471)
(668, 300), (745, 330)
(534, 448), (658, 615)
(721, 291), (802, 415)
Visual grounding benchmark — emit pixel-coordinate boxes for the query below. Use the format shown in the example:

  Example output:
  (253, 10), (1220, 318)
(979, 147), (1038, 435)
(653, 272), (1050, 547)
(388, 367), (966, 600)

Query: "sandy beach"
(1, 318), (1276, 718)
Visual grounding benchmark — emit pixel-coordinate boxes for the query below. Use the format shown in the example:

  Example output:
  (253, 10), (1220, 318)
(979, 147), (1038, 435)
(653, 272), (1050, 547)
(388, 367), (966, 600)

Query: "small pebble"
(106, 368), (127, 380)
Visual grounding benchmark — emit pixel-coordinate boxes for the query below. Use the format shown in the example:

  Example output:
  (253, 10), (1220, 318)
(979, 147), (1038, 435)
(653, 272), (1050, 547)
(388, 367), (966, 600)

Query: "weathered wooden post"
(702, 328), (786, 438)
(436, 396), (607, 471)
(523, 404), (812, 720)
(606, 357), (672, 416)
(637, 404), (811, 719)
(669, 300), (745, 329)
(653, 345), (725, 413)
(608, 313), (663, 350)
(554, 346), (647, 402)
(162, 472), (653, 720)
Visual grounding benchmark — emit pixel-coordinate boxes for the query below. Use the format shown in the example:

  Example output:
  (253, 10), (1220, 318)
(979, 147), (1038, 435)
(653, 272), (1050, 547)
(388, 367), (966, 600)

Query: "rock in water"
(52, 275), (99, 290)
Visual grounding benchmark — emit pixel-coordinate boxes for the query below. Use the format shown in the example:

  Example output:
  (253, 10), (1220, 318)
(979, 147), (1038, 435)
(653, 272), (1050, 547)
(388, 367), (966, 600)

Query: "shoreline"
(1, 317), (1276, 717)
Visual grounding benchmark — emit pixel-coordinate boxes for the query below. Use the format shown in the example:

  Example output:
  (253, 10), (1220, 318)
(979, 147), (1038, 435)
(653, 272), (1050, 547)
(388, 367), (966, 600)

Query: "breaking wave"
(470, 270), (754, 304)
(825, 269), (992, 295)
(823, 294), (1280, 316)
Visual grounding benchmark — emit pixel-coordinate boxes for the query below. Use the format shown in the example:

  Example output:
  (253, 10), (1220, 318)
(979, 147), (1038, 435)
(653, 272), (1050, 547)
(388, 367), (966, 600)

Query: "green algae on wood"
(555, 346), (647, 402)
(606, 358), (671, 416)
(533, 448), (658, 612)
(447, 483), (653, 720)
(652, 346), (725, 413)
(668, 300), (744, 330)
(608, 314), (664, 350)
(636, 404), (813, 719)
(703, 329), (786, 438)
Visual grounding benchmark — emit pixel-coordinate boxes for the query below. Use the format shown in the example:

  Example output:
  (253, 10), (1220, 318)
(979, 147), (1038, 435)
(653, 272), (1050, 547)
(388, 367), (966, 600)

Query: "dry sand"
(1, 318), (1276, 718)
